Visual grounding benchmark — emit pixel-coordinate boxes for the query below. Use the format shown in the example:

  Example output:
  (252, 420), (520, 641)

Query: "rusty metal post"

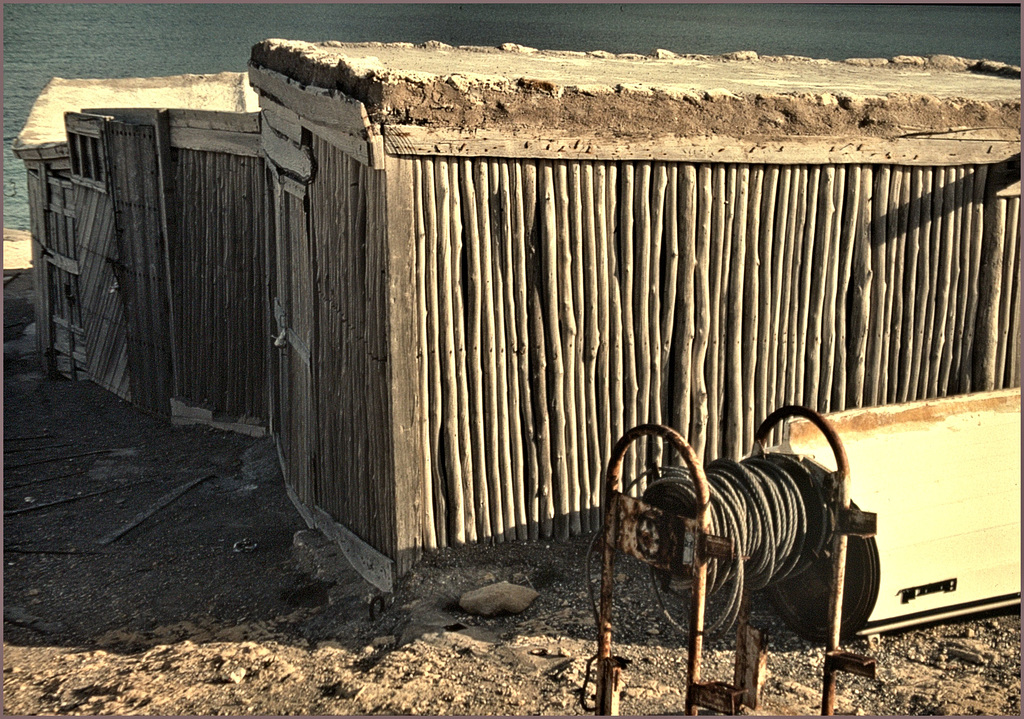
(596, 424), (710, 716)
(754, 406), (852, 717)
(734, 589), (767, 710)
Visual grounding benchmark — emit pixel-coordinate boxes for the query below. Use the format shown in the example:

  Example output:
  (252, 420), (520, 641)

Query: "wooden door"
(104, 115), (175, 415)
(63, 112), (130, 398)
(270, 179), (316, 505)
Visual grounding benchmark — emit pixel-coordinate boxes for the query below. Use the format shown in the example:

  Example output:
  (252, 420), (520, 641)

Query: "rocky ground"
(3, 268), (1021, 716)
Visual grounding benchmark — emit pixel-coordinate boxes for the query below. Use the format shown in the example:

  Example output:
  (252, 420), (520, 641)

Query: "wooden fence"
(407, 157), (1021, 548)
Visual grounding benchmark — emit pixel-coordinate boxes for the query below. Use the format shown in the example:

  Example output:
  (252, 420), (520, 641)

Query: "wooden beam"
(262, 122), (314, 182)
(169, 127), (261, 156)
(383, 154), (425, 574)
(250, 64), (385, 166)
(166, 108), (260, 134)
(382, 125), (1020, 166)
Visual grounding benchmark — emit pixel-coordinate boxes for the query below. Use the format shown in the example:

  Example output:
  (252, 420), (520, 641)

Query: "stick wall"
(409, 157), (1021, 546)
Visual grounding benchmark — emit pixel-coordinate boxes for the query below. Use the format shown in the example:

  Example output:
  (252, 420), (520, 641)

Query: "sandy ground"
(3, 228), (32, 273)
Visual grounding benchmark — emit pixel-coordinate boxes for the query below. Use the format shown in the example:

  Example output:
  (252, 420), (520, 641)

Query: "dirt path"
(3, 269), (1020, 716)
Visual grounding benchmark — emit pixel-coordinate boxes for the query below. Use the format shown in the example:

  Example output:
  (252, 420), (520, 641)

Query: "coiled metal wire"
(586, 454), (832, 640)
(646, 455), (832, 637)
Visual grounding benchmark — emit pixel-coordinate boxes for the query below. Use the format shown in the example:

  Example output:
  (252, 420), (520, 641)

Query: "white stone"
(458, 582), (538, 616)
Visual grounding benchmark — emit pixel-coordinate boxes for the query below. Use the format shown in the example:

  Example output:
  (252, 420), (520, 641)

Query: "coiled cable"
(643, 456), (831, 638)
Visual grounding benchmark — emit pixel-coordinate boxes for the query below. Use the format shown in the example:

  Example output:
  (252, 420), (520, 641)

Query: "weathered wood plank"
(381, 125), (1020, 165)
(383, 154), (423, 572)
(169, 127), (261, 156)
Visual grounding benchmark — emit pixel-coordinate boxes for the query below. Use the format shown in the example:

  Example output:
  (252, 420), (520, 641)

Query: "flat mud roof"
(250, 40), (1021, 140)
(15, 72), (258, 154)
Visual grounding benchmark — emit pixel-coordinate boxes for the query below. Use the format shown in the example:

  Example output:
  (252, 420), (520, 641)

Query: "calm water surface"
(3, 3), (1020, 229)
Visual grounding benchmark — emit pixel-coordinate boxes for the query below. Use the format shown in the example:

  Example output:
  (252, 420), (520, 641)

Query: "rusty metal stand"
(594, 424), (742, 716)
(753, 406), (878, 716)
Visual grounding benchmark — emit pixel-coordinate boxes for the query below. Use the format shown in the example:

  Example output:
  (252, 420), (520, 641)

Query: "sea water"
(3, 2), (1020, 230)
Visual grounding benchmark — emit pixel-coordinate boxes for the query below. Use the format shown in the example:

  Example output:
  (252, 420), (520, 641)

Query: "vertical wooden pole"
(541, 161), (571, 538)
(820, 166), (845, 414)
(725, 165), (748, 460)
(783, 167), (807, 413)
(523, 160), (556, 539)
(414, 159), (439, 549)
(555, 162), (582, 535)
(670, 165), (696, 446)
(510, 160), (540, 541)
(461, 159), (493, 540)
(498, 160), (529, 541)
(447, 159), (478, 543)
(771, 166), (794, 427)
(648, 163), (668, 469)
(931, 167), (957, 397)
(756, 165), (779, 425)
(490, 160), (524, 540)
(950, 166), (975, 393)
(583, 162), (603, 529)
(635, 162), (653, 480)
(595, 162), (613, 517)
(620, 163), (639, 485)
(996, 195), (1020, 386)
(960, 165), (987, 393)
(889, 166), (911, 402)
(691, 165), (712, 461)
(922, 167), (946, 398)
(567, 162), (592, 533)
(476, 161), (510, 541)
(848, 165), (873, 409)
(706, 165), (726, 461)
(742, 166), (763, 450)
(432, 158), (467, 545)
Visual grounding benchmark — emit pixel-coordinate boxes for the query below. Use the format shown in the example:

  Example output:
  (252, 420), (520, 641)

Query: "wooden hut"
(13, 73), (269, 433)
(247, 40), (1020, 581)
